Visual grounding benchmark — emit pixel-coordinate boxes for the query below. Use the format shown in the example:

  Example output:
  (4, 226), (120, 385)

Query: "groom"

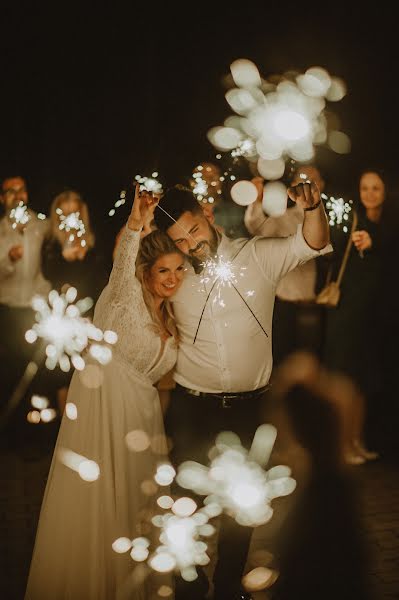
(154, 182), (331, 600)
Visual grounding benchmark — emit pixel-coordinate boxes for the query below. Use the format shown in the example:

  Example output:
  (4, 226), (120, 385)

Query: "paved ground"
(1, 422), (398, 600)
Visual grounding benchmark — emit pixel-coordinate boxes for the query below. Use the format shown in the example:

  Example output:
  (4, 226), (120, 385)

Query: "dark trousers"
(165, 386), (270, 600)
(272, 298), (326, 367)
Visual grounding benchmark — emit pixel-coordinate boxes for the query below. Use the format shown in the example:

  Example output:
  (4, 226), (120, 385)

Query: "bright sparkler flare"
(325, 195), (353, 231)
(25, 287), (117, 372)
(208, 62), (347, 164)
(135, 172), (163, 195)
(9, 201), (30, 229)
(200, 255), (246, 307)
(57, 209), (86, 245)
(177, 425), (296, 527)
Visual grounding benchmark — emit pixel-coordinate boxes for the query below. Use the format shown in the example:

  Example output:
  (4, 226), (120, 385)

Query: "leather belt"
(176, 383), (270, 408)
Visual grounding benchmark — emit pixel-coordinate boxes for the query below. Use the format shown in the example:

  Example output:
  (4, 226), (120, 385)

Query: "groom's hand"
(287, 181), (321, 211)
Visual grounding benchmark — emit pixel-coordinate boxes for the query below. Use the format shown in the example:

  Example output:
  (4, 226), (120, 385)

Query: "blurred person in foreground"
(243, 352), (371, 600)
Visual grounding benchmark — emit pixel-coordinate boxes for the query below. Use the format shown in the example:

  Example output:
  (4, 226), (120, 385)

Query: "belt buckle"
(222, 395), (232, 409)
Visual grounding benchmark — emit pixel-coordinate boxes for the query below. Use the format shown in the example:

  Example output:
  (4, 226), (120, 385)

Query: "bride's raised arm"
(106, 185), (158, 301)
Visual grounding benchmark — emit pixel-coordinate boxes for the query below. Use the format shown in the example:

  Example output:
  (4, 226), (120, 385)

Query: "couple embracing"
(26, 182), (330, 600)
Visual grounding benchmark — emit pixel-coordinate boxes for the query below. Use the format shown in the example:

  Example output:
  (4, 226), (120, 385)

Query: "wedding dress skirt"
(25, 357), (171, 600)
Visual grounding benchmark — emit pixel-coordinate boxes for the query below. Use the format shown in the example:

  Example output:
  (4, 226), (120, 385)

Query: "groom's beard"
(189, 227), (219, 274)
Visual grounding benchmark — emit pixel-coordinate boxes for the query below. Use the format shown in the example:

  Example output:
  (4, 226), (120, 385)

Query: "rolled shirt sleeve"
(254, 224), (333, 283)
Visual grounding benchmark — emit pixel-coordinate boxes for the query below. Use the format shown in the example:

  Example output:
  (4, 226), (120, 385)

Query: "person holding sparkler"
(0, 176), (50, 426)
(153, 182), (331, 600)
(25, 185), (186, 600)
(42, 190), (107, 413)
(323, 168), (395, 457)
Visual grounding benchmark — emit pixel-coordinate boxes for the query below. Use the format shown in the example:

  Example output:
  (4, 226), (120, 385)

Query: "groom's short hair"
(154, 185), (203, 232)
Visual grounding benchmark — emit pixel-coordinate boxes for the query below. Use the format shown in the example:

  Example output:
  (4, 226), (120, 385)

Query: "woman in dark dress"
(324, 169), (396, 455)
(42, 190), (107, 412)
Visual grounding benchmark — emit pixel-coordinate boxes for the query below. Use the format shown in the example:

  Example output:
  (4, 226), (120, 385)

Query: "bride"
(25, 186), (185, 599)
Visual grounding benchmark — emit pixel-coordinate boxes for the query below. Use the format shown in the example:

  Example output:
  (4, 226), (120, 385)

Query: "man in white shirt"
(154, 182), (331, 600)
(245, 166), (328, 365)
(0, 176), (50, 417)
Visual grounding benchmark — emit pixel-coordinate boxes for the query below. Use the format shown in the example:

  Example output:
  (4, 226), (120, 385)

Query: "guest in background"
(0, 176), (50, 428)
(42, 190), (106, 412)
(323, 168), (395, 454)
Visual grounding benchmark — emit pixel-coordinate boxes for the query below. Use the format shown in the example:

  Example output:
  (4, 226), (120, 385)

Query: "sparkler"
(200, 255), (245, 307)
(135, 172), (163, 195)
(25, 287), (117, 372)
(108, 173), (163, 218)
(208, 60), (348, 166)
(9, 201), (30, 229)
(177, 425), (296, 527)
(57, 209), (86, 246)
(190, 164), (223, 205)
(324, 195), (353, 232)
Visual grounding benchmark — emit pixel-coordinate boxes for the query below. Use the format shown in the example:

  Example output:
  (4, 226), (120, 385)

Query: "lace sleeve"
(106, 226), (142, 303)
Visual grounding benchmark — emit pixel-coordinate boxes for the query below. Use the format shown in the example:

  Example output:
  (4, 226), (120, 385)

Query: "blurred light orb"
(31, 395), (49, 410)
(328, 130), (351, 154)
(25, 329), (38, 344)
(172, 497), (197, 518)
(326, 77), (347, 102)
(297, 67), (331, 97)
(207, 126), (242, 151)
(181, 566), (199, 582)
(256, 135), (284, 160)
(130, 546), (149, 561)
(141, 479), (158, 496)
(112, 537), (132, 553)
(273, 109), (310, 141)
(125, 429), (150, 452)
(65, 402), (78, 420)
(78, 459), (100, 482)
(157, 495), (174, 510)
(40, 408), (57, 423)
(230, 180), (258, 206)
(231, 482), (262, 508)
(27, 410), (41, 424)
(242, 566), (278, 591)
(230, 59), (261, 88)
(155, 464), (176, 486)
(104, 330), (118, 344)
(257, 158), (286, 180)
(79, 364), (103, 389)
(158, 585), (174, 597)
(262, 182), (287, 217)
(225, 88), (258, 115)
(149, 552), (176, 573)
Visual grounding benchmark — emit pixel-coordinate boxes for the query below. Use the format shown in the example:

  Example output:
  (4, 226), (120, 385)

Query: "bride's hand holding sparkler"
(128, 184), (159, 231)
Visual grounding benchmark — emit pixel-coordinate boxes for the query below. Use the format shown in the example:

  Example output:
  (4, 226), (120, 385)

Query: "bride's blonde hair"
(135, 230), (184, 341)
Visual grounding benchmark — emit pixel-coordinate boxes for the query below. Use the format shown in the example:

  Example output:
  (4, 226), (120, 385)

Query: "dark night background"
(1, 3), (398, 257)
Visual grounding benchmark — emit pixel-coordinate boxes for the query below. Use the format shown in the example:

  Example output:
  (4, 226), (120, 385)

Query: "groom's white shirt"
(171, 225), (332, 393)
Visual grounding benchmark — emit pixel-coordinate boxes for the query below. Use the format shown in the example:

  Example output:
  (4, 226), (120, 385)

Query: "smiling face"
(166, 210), (218, 263)
(146, 252), (185, 301)
(359, 172), (385, 211)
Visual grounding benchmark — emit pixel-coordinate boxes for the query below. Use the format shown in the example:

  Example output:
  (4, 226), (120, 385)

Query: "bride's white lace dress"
(25, 227), (177, 600)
